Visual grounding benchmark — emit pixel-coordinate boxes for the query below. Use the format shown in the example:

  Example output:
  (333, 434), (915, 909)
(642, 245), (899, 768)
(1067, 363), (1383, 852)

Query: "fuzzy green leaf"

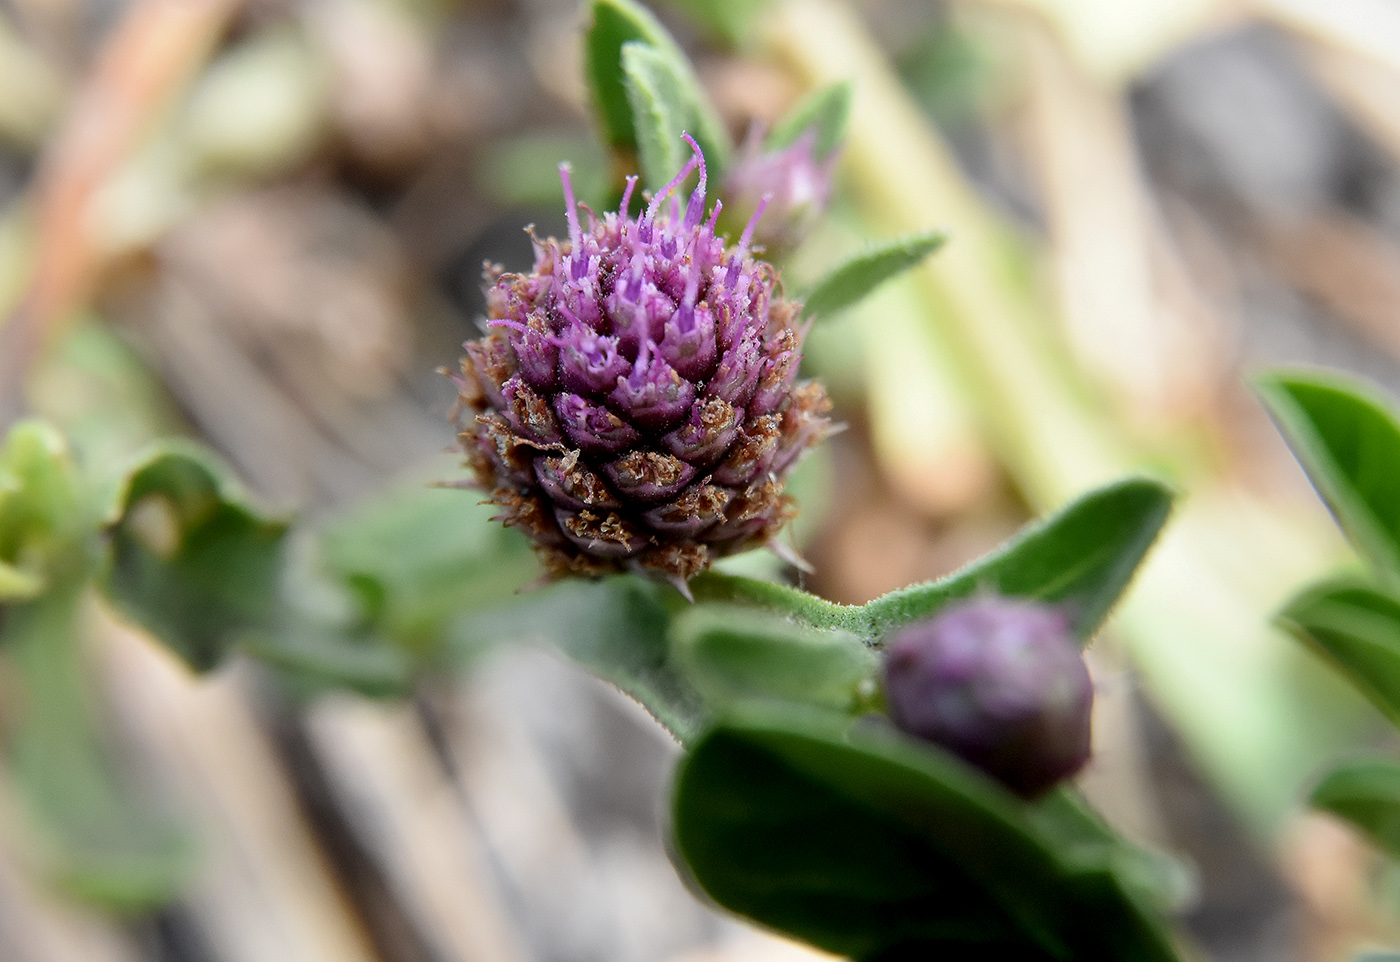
(693, 477), (1173, 647)
(672, 704), (1180, 961)
(670, 604), (876, 712)
(1256, 370), (1400, 582)
(801, 231), (948, 320)
(1311, 758), (1400, 862)
(583, 0), (731, 170)
(103, 443), (287, 671)
(768, 80), (852, 159)
(1278, 576), (1400, 728)
(622, 41), (692, 190)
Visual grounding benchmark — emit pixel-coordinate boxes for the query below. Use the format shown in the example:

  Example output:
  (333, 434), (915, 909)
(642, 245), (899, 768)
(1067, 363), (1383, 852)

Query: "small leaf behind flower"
(1278, 576), (1400, 728)
(1310, 758), (1400, 861)
(767, 80), (852, 159)
(622, 41), (691, 190)
(103, 443), (286, 671)
(1256, 371), (1400, 583)
(693, 477), (1173, 647)
(801, 231), (947, 320)
(586, 0), (668, 146)
(583, 0), (730, 171)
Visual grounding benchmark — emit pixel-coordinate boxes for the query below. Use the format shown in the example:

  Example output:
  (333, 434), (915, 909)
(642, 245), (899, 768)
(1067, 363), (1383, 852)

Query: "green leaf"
(1026, 789), (1195, 913)
(1256, 370), (1400, 582)
(693, 476), (1173, 647)
(0, 422), (190, 907)
(622, 41), (691, 191)
(317, 483), (536, 652)
(583, 0), (731, 171)
(801, 231), (947, 320)
(451, 576), (704, 739)
(102, 442), (287, 671)
(1278, 577), (1400, 728)
(4, 581), (191, 910)
(767, 80), (852, 159)
(670, 604), (877, 712)
(672, 704), (1180, 961)
(1310, 758), (1400, 861)
(586, 0), (668, 147)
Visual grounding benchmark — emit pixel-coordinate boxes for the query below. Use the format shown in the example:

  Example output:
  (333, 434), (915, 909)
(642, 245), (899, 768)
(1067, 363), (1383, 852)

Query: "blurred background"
(4, 0), (1400, 959)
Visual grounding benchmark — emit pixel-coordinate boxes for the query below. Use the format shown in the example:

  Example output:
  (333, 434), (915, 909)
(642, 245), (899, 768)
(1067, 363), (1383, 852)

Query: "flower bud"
(882, 596), (1092, 798)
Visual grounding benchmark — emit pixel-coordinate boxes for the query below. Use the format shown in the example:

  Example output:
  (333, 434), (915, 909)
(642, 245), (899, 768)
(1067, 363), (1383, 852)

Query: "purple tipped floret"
(882, 596), (1093, 799)
(553, 393), (641, 455)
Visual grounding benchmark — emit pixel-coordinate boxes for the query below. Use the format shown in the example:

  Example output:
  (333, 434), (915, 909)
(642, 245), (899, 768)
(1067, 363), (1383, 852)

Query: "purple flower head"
(882, 595), (1093, 798)
(455, 135), (831, 590)
(721, 126), (837, 254)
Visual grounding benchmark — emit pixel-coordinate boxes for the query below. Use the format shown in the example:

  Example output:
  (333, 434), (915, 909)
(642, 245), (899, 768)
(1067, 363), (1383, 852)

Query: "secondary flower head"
(454, 135), (830, 592)
(722, 127), (836, 254)
(882, 595), (1093, 798)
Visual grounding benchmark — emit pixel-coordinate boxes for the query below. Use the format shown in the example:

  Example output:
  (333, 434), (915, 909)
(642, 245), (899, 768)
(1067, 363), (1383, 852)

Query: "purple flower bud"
(454, 135), (831, 587)
(721, 128), (836, 254)
(882, 596), (1093, 799)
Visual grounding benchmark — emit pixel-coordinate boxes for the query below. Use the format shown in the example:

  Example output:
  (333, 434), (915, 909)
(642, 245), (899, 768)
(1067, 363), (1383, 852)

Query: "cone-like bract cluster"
(455, 138), (830, 587)
(883, 596), (1093, 798)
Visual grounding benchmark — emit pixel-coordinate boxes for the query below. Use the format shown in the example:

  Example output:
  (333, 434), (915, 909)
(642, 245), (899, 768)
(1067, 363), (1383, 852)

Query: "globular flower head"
(882, 595), (1093, 798)
(721, 127), (836, 254)
(454, 135), (831, 592)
